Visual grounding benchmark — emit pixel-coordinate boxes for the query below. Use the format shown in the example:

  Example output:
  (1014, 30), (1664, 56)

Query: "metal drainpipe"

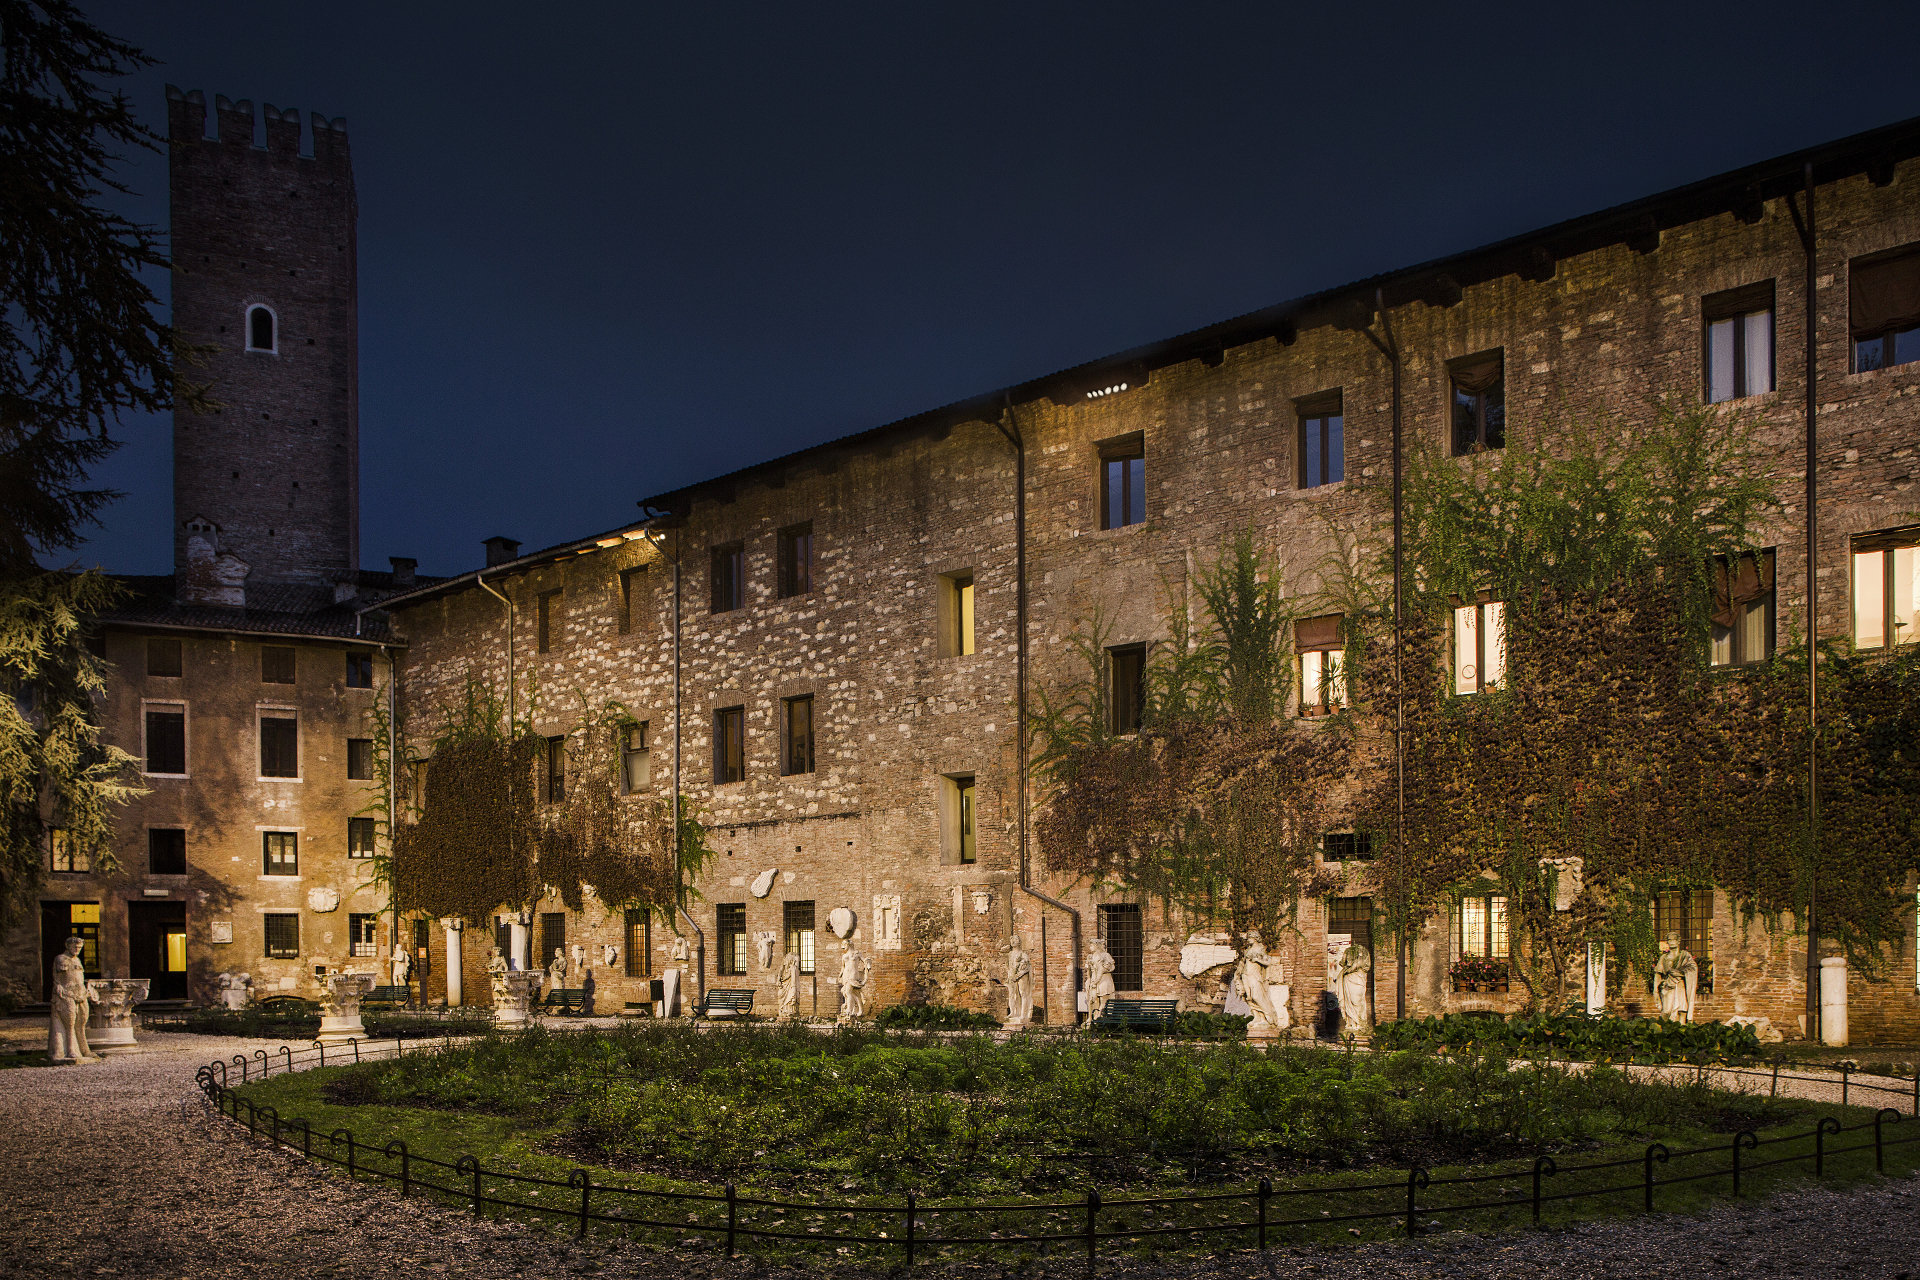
(638, 518), (706, 1003)
(995, 400), (1082, 1025)
(1788, 161), (1820, 1040)
(378, 641), (400, 969)
(475, 571), (515, 732)
(1363, 288), (1408, 1022)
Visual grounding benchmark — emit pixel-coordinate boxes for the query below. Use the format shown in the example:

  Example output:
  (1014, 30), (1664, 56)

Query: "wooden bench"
(1091, 998), (1179, 1033)
(695, 988), (755, 1020)
(542, 987), (589, 1016)
(362, 985), (413, 1009)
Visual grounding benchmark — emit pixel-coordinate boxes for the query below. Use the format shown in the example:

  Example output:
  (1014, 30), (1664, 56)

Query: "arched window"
(246, 305), (276, 352)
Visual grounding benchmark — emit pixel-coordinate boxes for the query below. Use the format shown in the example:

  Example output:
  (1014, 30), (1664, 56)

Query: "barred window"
(348, 913), (378, 959)
(49, 829), (89, 875)
(539, 912), (567, 973)
(716, 903), (747, 976)
(784, 900), (816, 975)
(1654, 888), (1715, 994)
(264, 913), (299, 959)
(1099, 903), (1143, 991)
(625, 908), (652, 978)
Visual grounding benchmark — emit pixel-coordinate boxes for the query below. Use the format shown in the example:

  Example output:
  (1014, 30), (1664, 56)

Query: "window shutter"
(1295, 614), (1343, 651)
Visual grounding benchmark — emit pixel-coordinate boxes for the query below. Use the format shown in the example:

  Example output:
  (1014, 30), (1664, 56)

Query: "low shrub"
(1373, 1011), (1764, 1063)
(872, 1003), (999, 1031)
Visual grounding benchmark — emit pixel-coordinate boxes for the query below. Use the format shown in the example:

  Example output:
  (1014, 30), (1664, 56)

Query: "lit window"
(949, 774), (976, 865)
(49, 829), (89, 875)
(1457, 894), (1509, 958)
(624, 908), (652, 978)
(1452, 600), (1507, 694)
(246, 305), (275, 353)
(1449, 351), (1505, 456)
(1710, 551), (1775, 666)
(262, 831), (298, 876)
(1853, 531), (1920, 649)
(1296, 614), (1346, 714)
(1098, 436), (1146, 530)
(1297, 392), (1344, 488)
(1850, 244), (1920, 373)
(1704, 283), (1775, 402)
(941, 572), (975, 657)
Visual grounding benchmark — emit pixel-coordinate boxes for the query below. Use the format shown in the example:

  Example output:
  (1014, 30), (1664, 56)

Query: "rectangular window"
(148, 827), (187, 876)
(783, 695), (815, 775)
(1852, 530), (1920, 650)
(262, 831), (298, 877)
(144, 706), (186, 775)
(710, 542), (744, 613)
(1451, 600), (1508, 694)
(263, 913), (300, 959)
(1457, 894), (1509, 958)
(620, 721), (650, 793)
(1099, 902), (1144, 991)
(1296, 614), (1346, 713)
(261, 646), (296, 684)
(1653, 888), (1715, 994)
(618, 567), (646, 635)
(346, 651), (373, 688)
(259, 715), (298, 778)
(624, 908), (652, 978)
(1449, 351), (1505, 456)
(537, 590), (562, 654)
(784, 900), (816, 974)
(348, 817), (377, 859)
(1322, 831), (1373, 862)
(952, 774), (976, 865)
(544, 735), (567, 803)
(716, 903), (747, 976)
(777, 522), (814, 598)
(49, 828), (89, 875)
(713, 707), (745, 784)
(940, 572), (976, 657)
(1710, 550), (1776, 666)
(146, 636), (182, 678)
(539, 912), (566, 974)
(348, 912), (378, 959)
(1704, 282), (1775, 402)
(1296, 392), (1345, 489)
(1108, 644), (1146, 734)
(1098, 435), (1146, 530)
(1850, 244), (1920, 373)
(347, 738), (375, 781)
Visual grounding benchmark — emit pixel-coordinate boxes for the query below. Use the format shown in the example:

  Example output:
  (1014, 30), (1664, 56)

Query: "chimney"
(483, 536), (520, 567)
(389, 556), (418, 589)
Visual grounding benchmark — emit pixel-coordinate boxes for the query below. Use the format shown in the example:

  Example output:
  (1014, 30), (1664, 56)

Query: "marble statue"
(487, 945), (512, 1004)
(47, 936), (96, 1063)
(836, 947), (868, 1022)
(778, 949), (801, 1019)
(756, 933), (776, 971)
(217, 971), (252, 1011)
(1335, 942), (1372, 1034)
(549, 946), (569, 990)
(1653, 934), (1698, 1023)
(390, 942), (410, 987)
(1004, 940), (1033, 1028)
(669, 935), (690, 963)
(1237, 939), (1290, 1034)
(1084, 939), (1116, 1024)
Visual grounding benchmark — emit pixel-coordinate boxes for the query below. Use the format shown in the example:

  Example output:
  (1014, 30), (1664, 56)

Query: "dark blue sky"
(74, 2), (1919, 578)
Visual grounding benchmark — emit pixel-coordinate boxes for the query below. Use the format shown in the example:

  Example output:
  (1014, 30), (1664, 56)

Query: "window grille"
(264, 913), (299, 958)
(784, 900), (816, 974)
(1099, 903), (1144, 990)
(716, 903), (747, 976)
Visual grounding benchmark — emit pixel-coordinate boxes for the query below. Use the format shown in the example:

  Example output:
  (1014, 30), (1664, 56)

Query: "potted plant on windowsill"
(1449, 955), (1509, 993)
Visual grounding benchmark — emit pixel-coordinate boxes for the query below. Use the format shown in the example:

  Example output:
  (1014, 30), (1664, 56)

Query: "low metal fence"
(194, 1037), (1919, 1271)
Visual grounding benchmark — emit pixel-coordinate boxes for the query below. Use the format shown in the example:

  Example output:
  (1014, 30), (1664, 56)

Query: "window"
(710, 542), (744, 613)
(413, 916), (429, 962)
(1449, 351), (1505, 456)
(1099, 903), (1144, 990)
(1297, 392), (1344, 488)
(544, 735), (567, 803)
(348, 913), (378, 959)
(618, 567), (646, 635)
(1653, 887), (1715, 994)
(263, 913), (299, 959)
(1852, 530), (1920, 650)
(148, 827), (187, 876)
(246, 305), (275, 353)
(950, 774), (977, 865)
(1099, 434), (1146, 530)
(49, 829), (89, 874)
(262, 831), (298, 876)
(347, 738), (375, 781)
(539, 912), (566, 972)
(1322, 831), (1373, 862)
(716, 903), (747, 976)
(1703, 282), (1775, 402)
(777, 522), (813, 598)
(348, 817), (377, 859)
(784, 900), (816, 974)
(1710, 550), (1775, 666)
(1296, 614), (1346, 714)
(1451, 600), (1507, 694)
(624, 908), (652, 978)
(713, 707), (745, 784)
(940, 572), (976, 657)
(1108, 644), (1146, 734)
(537, 590), (562, 654)
(1850, 244), (1920, 372)
(261, 646), (296, 684)
(1457, 893), (1509, 959)
(783, 695), (815, 775)
(144, 705), (186, 776)
(259, 714), (298, 778)
(346, 651), (373, 688)
(620, 721), (650, 793)
(146, 637), (182, 678)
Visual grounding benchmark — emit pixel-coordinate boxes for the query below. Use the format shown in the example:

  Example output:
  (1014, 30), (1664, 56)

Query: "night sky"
(72, 2), (1919, 578)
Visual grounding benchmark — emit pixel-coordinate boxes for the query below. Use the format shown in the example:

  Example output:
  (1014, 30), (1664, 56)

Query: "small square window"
(783, 695), (815, 776)
(716, 903), (748, 976)
(348, 912), (378, 959)
(1296, 392), (1344, 489)
(710, 543), (744, 614)
(1850, 245), (1920, 373)
(148, 827), (187, 875)
(347, 738), (375, 780)
(145, 706), (187, 776)
(1108, 644), (1145, 734)
(348, 817), (377, 859)
(1449, 351), (1505, 456)
(1710, 550), (1775, 666)
(264, 912), (299, 959)
(777, 522), (813, 598)
(261, 646), (296, 684)
(713, 707), (745, 784)
(1098, 436), (1146, 530)
(345, 652), (374, 688)
(1703, 282), (1775, 402)
(537, 590), (562, 654)
(260, 715), (298, 778)
(146, 637), (182, 678)
(262, 831), (298, 876)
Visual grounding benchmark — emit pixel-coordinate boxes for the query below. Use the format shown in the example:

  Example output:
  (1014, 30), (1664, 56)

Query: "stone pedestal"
(85, 978), (150, 1054)
(493, 971), (541, 1027)
(443, 920), (464, 1008)
(1819, 956), (1848, 1047)
(317, 973), (376, 1045)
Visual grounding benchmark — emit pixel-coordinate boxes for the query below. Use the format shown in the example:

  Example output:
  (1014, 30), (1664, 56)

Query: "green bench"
(1091, 998), (1178, 1033)
(695, 988), (755, 1020)
(362, 985), (413, 1009)
(542, 987), (589, 1015)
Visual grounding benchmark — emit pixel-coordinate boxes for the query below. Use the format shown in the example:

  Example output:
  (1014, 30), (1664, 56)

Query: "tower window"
(1449, 351), (1505, 455)
(246, 305), (276, 353)
(1297, 391), (1345, 488)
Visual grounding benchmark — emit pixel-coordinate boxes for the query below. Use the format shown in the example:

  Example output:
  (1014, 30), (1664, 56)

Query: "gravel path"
(1, 1024), (1916, 1280)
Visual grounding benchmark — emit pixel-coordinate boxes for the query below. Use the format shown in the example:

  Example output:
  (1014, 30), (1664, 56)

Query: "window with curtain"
(1457, 894), (1509, 958)
(1850, 244), (1920, 372)
(1852, 530), (1920, 650)
(1449, 351), (1505, 455)
(1711, 550), (1776, 666)
(262, 831), (298, 876)
(1703, 282), (1775, 402)
(1296, 614), (1346, 714)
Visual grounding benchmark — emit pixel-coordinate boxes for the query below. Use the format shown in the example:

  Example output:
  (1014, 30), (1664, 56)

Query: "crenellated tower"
(166, 86), (359, 591)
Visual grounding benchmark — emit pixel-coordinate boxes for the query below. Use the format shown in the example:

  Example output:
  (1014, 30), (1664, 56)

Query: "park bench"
(542, 987), (589, 1016)
(1091, 998), (1178, 1034)
(362, 985), (412, 1009)
(695, 988), (755, 1020)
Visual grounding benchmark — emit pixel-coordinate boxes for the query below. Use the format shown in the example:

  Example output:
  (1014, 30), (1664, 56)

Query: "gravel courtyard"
(2, 1022), (1917, 1280)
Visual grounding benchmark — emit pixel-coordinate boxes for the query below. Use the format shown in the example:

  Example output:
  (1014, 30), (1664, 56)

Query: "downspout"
(475, 571), (515, 732)
(995, 399), (1082, 1024)
(638, 517), (705, 1003)
(1787, 161), (1820, 1040)
(378, 641), (400, 975)
(1363, 288), (1407, 1022)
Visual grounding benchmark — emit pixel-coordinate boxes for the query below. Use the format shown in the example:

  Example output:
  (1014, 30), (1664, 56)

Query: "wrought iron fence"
(193, 1036), (1919, 1271)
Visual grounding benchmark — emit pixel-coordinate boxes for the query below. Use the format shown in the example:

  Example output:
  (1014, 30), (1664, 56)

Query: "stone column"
(508, 915), (530, 970)
(1819, 956), (1848, 1047)
(317, 973), (375, 1045)
(85, 978), (150, 1054)
(442, 919), (463, 1007)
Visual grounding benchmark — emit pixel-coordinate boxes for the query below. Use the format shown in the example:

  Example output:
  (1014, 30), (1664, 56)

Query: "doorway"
(39, 901), (100, 1000)
(127, 901), (188, 1000)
